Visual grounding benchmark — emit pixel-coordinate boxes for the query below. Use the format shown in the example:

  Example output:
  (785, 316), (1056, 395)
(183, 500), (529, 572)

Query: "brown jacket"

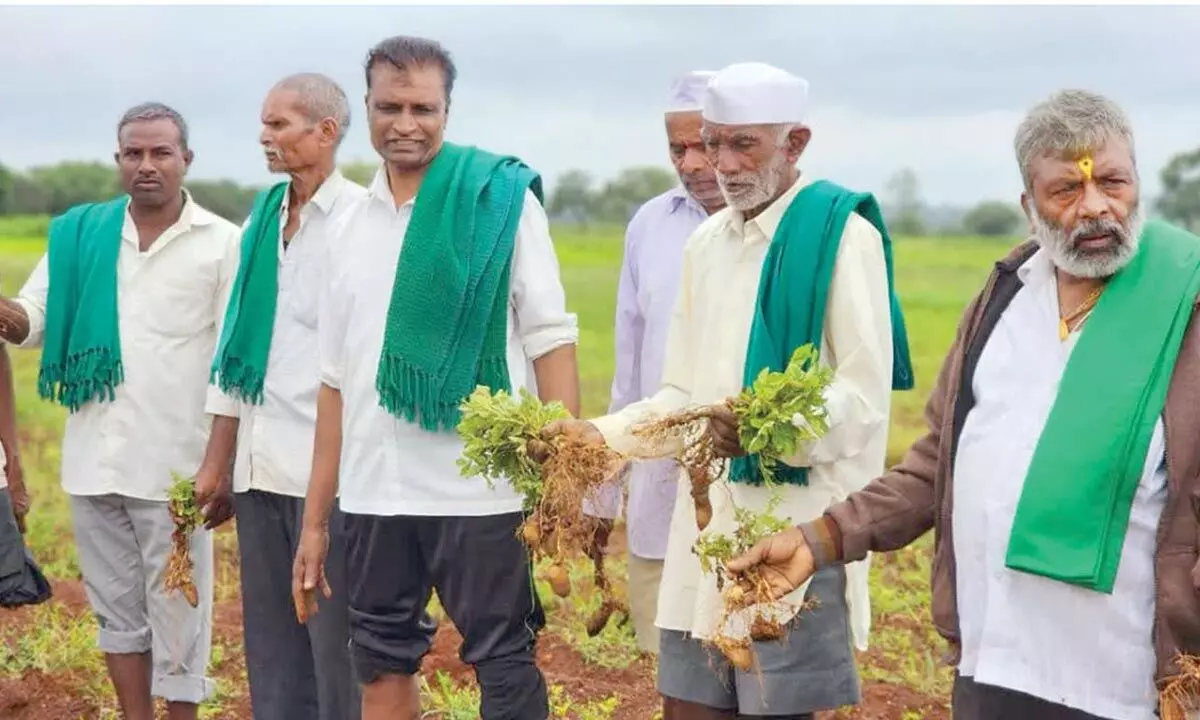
(802, 239), (1200, 689)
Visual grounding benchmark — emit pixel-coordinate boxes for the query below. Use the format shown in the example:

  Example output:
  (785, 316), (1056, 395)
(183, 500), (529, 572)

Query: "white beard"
(718, 151), (791, 212)
(1029, 203), (1143, 279)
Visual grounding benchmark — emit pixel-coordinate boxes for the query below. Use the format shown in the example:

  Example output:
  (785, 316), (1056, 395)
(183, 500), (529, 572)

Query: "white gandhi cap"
(702, 61), (810, 125)
(665, 70), (717, 114)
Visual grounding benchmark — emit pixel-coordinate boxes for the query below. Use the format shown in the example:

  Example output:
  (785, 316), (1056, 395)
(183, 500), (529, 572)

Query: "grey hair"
(364, 35), (457, 103)
(1014, 89), (1136, 191)
(273, 72), (351, 145)
(117, 102), (189, 150)
(771, 123), (797, 146)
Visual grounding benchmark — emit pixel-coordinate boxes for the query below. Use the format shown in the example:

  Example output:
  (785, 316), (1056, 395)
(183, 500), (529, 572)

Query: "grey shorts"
(657, 565), (861, 716)
(70, 494), (215, 704)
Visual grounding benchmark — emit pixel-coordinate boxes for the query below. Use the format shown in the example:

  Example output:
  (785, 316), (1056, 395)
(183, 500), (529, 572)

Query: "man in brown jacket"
(728, 89), (1200, 720)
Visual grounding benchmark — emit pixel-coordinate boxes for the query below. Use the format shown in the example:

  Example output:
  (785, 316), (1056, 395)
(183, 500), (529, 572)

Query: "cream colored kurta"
(590, 174), (893, 649)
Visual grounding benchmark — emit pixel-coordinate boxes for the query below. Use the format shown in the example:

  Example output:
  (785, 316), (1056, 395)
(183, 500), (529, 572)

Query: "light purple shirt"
(588, 186), (710, 560)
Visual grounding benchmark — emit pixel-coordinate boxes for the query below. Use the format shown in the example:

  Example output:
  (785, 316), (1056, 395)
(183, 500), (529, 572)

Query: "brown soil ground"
(0, 527), (949, 719)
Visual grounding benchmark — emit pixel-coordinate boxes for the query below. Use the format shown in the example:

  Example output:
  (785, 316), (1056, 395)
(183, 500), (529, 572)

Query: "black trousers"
(953, 674), (1108, 720)
(235, 490), (360, 720)
(344, 511), (547, 720)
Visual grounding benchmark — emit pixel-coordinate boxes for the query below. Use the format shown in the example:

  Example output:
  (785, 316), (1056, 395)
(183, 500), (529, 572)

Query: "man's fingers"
(321, 572), (333, 600)
(726, 541), (767, 574)
(303, 554), (321, 591)
(15, 512), (26, 535)
(539, 420), (568, 441)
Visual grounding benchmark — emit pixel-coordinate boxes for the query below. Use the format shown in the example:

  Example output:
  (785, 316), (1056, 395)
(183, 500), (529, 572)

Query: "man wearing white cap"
(584, 70), (726, 656)
(538, 61), (913, 717)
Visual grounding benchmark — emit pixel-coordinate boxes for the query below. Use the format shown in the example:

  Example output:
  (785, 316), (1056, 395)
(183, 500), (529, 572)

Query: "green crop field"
(0, 214), (1017, 719)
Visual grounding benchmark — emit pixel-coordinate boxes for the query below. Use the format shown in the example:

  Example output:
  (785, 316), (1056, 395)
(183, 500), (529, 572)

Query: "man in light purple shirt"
(587, 70), (727, 655)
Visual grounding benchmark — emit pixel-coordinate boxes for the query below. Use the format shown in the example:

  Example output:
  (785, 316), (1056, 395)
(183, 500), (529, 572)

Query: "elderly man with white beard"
(536, 61), (914, 719)
(726, 89), (1200, 720)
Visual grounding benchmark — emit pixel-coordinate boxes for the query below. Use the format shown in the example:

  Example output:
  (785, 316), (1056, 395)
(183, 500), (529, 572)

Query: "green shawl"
(209, 181), (289, 404)
(375, 142), (543, 431)
(730, 179), (915, 486)
(1005, 220), (1200, 592)
(37, 196), (129, 412)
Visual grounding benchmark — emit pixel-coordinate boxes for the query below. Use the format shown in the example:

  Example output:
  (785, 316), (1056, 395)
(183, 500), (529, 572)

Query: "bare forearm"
(533, 344), (581, 417)
(0, 347), (18, 462)
(303, 384), (343, 531)
(199, 415), (239, 475)
(0, 298), (30, 346)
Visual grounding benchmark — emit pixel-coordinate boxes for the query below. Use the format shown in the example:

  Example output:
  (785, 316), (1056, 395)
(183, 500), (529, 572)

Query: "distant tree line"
(0, 160), (263, 223)
(5, 146), (1200, 235)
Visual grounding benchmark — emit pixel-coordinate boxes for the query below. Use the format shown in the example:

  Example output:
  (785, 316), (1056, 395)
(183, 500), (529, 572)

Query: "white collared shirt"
(15, 193), (241, 501)
(205, 171), (367, 498)
(590, 174), (893, 650)
(952, 247), (1164, 720)
(319, 165), (579, 517)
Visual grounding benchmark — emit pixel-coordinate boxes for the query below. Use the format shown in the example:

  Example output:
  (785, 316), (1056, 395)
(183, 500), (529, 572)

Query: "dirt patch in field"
(1, 528), (951, 719)
(824, 682), (950, 719)
(0, 669), (98, 719)
(423, 621), (662, 719)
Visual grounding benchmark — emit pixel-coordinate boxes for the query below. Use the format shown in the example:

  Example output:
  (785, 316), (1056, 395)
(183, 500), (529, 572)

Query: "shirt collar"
(718, 172), (811, 240)
(367, 164), (417, 210)
(282, 170), (347, 216)
(1016, 242), (1055, 288)
(667, 185), (701, 215)
(127, 189), (215, 229)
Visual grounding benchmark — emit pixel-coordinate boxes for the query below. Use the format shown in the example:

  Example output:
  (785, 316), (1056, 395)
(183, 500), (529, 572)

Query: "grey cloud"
(1, 5), (1196, 206)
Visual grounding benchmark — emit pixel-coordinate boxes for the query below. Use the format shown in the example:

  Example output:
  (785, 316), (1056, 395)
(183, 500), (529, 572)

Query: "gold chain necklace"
(1058, 287), (1104, 341)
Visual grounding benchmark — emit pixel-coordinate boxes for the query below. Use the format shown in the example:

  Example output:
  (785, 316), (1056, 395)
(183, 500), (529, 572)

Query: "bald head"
(271, 73), (350, 145)
(260, 72), (349, 175)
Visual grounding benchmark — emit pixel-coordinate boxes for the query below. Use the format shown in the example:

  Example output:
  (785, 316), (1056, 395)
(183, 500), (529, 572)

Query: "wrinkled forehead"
(700, 121), (776, 143)
(665, 111), (703, 137)
(263, 87), (307, 115)
(1031, 135), (1135, 184)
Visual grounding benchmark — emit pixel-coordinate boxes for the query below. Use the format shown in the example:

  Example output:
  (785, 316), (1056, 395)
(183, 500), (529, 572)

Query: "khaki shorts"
(627, 554), (664, 654)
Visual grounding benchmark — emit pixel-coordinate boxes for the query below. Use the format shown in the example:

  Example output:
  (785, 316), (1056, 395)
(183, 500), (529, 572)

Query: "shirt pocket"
(287, 258), (321, 330)
(138, 256), (220, 339)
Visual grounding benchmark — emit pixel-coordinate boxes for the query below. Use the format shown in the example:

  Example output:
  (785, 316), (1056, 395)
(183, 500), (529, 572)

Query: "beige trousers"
(626, 554), (665, 654)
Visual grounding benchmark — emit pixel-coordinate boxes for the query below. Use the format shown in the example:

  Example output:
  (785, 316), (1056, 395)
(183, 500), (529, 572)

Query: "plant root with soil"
(458, 387), (624, 604)
(164, 473), (199, 607)
(1160, 653), (1200, 720)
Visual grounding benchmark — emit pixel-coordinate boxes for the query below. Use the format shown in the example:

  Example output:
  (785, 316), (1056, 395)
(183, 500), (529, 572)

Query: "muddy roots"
(631, 405), (728, 531)
(707, 568), (817, 669)
(1161, 654), (1200, 720)
(164, 501), (199, 608)
(520, 435), (624, 601)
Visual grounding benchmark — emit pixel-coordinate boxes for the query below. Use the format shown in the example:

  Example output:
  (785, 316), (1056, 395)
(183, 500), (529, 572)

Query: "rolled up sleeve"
(510, 190), (579, 360)
(14, 254), (50, 350)
(205, 385), (241, 419)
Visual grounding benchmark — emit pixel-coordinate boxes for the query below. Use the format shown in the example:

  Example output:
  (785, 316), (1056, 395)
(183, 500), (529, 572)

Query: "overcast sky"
(2, 4), (1198, 206)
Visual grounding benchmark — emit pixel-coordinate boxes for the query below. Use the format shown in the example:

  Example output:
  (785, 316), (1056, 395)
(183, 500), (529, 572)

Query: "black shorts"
(343, 511), (546, 683)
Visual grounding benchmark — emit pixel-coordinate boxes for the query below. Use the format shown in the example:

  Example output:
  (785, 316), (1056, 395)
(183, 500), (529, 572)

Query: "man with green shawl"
(0, 102), (241, 720)
(291, 36), (579, 720)
(537, 61), (911, 719)
(199, 73), (365, 720)
(727, 90), (1200, 720)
